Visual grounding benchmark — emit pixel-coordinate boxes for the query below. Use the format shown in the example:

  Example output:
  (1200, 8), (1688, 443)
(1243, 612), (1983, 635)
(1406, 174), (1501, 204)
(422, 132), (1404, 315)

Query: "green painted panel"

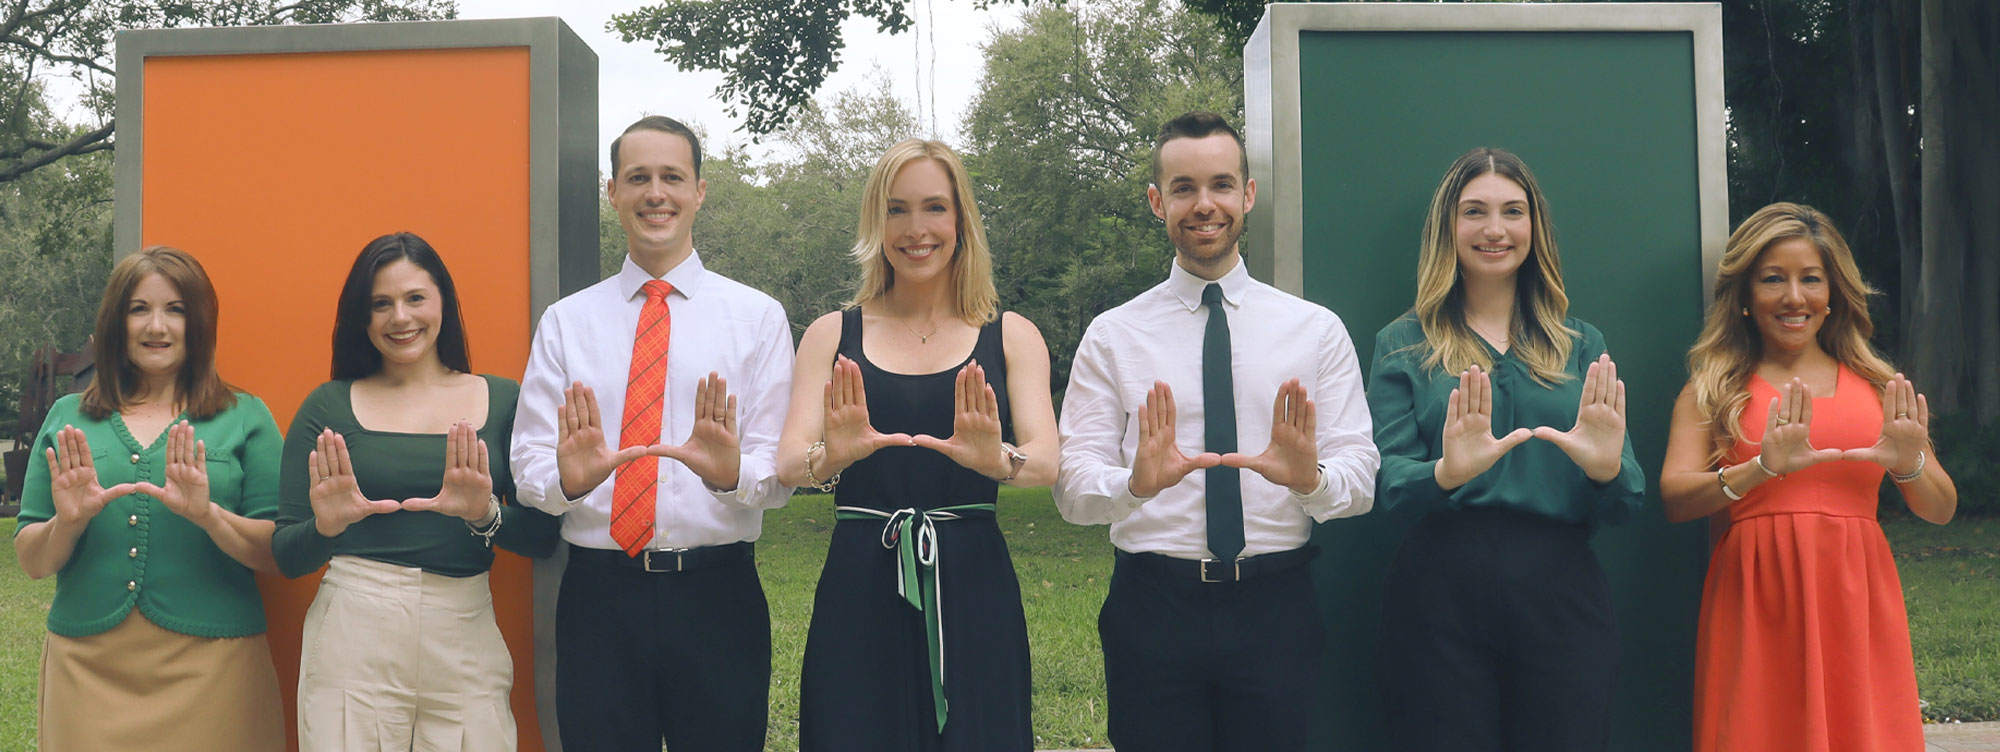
(1293, 31), (1707, 751)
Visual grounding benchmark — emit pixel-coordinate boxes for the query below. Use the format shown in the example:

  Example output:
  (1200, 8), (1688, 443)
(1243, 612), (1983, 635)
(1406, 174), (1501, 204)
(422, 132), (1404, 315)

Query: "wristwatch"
(1000, 443), (1028, 483)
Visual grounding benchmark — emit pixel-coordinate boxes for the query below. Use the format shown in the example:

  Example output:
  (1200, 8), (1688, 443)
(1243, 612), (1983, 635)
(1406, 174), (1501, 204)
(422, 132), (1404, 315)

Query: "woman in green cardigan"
(14, 245), (286, 751)
(1367, 148), (1644, 752)
(273, 232), (558, 751)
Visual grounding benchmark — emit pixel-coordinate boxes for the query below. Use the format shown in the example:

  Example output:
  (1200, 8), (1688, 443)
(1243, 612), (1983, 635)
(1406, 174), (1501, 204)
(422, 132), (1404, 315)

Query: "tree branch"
(1, 33), (114, 76)
(0, 121), (111, 183)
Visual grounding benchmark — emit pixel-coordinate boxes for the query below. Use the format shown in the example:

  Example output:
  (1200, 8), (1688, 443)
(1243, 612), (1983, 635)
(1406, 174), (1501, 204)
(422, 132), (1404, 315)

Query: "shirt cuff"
(1289, 463), (1331, 500)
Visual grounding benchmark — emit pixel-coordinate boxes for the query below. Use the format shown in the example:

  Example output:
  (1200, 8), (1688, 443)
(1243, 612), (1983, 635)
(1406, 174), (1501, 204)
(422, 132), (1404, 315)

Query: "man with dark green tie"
(1054, 111), (1380, 751)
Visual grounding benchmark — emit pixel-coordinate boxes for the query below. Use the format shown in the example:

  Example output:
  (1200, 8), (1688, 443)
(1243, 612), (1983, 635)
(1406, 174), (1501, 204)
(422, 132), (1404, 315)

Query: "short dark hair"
(610, 115), (703, 178)
(330, 232), (472, 380)
(1152, 111), (1248, 186)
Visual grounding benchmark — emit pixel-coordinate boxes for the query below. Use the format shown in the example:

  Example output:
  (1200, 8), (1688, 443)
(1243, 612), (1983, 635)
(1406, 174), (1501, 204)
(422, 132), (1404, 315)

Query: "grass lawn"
(1, 505), (1994, 748)
(1887, 515), (2000, 723)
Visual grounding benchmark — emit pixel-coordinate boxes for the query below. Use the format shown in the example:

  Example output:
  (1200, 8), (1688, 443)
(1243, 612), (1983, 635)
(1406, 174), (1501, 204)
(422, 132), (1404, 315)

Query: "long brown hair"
(1410, 147), (1575, 384)
(1684, 202), (1894, 463)
(80, 246), (238, 420)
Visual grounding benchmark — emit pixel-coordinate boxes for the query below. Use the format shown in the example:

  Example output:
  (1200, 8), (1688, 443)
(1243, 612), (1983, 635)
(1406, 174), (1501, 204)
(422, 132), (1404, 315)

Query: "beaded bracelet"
(464, 495), (503, 548)
(1890, 450), (1926, 484)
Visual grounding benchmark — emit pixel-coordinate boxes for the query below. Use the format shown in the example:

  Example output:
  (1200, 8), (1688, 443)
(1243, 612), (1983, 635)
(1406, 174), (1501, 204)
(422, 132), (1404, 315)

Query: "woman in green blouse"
(14, 245), (286, 751)
(1367, 148), (1643, 752)
(273, 232), (558, 751)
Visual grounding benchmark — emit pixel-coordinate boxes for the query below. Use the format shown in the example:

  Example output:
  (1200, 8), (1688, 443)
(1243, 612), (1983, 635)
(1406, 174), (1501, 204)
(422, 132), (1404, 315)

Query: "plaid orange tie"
(611, 279), (673, 556)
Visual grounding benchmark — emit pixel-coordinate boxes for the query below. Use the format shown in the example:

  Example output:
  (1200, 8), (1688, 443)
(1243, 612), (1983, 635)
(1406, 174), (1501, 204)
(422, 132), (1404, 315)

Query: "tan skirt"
(39, 610), (285, 752)
(298, 555), (516, 752)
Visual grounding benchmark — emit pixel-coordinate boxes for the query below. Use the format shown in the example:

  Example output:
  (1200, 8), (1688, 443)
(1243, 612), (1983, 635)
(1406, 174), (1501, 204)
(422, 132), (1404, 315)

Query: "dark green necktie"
(1202, 283), (1244, 561)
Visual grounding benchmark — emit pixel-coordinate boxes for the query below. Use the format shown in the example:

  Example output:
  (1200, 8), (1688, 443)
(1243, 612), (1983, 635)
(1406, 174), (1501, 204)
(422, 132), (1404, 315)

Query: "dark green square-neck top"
(272, 375), (558, 578)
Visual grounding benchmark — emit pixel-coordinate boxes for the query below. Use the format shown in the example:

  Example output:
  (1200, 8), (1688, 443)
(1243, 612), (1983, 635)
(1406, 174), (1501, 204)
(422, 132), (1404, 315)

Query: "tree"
(610, 0), (1025, 136)
(0, 0), (458, 184)
(964, 0), (1242, 392)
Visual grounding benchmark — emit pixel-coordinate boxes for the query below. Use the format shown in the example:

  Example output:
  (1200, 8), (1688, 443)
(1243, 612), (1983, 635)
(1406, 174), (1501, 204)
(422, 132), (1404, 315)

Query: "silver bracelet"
(1890, 450), (1926, 483)
(804, 440), (841, 492)
(1717, 465), (1744, 501)
(465, 495), (503, 547)
(1752, 453), (1781, 479)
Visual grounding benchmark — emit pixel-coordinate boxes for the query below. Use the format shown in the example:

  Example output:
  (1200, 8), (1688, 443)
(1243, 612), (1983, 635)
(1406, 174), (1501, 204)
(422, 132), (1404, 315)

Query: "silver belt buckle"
(1199, 558), (1241, 583)
(642, 549), (686, 573)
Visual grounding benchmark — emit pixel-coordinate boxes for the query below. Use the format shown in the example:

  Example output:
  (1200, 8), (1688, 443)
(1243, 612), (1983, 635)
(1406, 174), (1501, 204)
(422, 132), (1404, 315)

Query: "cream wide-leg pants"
(298, 555), (517, 752)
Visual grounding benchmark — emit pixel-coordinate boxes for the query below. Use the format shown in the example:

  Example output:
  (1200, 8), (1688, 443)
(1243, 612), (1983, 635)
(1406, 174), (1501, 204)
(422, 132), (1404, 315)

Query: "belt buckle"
(1199, 558), (1241, 583)
(642, 549), (686, 573)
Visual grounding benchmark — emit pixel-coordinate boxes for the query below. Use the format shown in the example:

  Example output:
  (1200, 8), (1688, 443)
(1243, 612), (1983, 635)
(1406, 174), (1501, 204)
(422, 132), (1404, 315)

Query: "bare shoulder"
(1000, 311), (1047, 344)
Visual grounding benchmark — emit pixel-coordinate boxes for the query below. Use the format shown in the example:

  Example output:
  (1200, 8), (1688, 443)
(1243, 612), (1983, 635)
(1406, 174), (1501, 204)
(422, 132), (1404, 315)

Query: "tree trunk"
(1913, 0), (2000, 426)
(1867, 0), (1921, 345)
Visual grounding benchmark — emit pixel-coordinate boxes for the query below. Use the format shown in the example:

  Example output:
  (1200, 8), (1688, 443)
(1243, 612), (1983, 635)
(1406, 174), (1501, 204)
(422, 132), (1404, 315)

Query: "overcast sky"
(35, 0), (1020, 174)
(456, 0), (1022, 171)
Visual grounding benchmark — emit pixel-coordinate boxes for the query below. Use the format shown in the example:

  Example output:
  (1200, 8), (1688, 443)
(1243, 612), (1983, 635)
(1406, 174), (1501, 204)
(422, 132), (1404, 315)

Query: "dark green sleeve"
(1570, 322), (1647, 525)
(233, 395), (284, 521)
(273, 383), (340, 577)
(483, 377), (560, 559)
(1368, 320), (1450, 514)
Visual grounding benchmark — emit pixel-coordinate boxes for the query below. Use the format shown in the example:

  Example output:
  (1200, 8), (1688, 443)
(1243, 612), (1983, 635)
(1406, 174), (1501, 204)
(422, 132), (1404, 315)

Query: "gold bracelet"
(804, 440), (841, 492)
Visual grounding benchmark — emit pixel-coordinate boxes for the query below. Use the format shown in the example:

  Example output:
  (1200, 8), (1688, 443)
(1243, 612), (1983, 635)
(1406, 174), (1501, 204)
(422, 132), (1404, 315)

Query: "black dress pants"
(555, 545), (772, 752)
(1380, 507), (1621, 752)
(1099, 549), (1325, 752)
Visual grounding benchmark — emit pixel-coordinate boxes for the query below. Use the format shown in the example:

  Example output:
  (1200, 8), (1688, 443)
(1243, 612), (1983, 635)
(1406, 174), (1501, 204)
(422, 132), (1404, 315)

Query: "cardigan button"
(126, 581), (136, 592)
(127, 515), (137, 526)
(130, 453), (140, 464)
(128, 547), (138, 559)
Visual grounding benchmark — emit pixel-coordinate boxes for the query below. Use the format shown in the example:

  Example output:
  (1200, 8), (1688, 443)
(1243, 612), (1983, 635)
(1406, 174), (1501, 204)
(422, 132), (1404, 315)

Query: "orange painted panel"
(141, 47), (543, 751)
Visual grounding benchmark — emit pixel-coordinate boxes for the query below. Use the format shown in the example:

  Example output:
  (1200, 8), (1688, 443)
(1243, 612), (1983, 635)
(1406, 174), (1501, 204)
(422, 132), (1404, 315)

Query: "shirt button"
(130, 454), (140, 464)
(126, 581), (136, 592)
(128, 515), (138, 526)
(128, 548), (138, 559)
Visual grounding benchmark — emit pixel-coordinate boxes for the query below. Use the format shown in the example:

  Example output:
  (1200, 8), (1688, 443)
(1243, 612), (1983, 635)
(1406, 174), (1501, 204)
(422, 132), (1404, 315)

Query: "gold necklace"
(1469, 320), (1510, 346)
(901, 314), (941, 344)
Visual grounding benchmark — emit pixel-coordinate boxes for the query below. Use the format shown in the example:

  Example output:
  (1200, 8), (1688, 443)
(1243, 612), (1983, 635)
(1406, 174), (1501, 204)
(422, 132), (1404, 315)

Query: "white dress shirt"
(1055, 257), (1379, 560)
(512, 252), (794, 550)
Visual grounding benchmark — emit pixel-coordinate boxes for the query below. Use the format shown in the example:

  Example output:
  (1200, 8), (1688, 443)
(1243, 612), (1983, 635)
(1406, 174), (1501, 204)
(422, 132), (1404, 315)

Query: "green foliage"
(684, 80), (919, 338)
(965, 0), (1242, 392)
(0, 141), (111, 444)
(609, 0), (1022, 136)
(1925, 414), (2000, 518)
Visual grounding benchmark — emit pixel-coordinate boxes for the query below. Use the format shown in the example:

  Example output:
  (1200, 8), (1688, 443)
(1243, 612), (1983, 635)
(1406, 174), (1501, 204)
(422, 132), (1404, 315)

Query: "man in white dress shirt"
(511, 115), (794, 752)
(1054, 111), (1380, 751)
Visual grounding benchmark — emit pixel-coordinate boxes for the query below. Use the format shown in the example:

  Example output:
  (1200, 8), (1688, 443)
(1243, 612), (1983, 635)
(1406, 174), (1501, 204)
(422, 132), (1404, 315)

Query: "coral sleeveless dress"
(1693, 364), (1924, 752)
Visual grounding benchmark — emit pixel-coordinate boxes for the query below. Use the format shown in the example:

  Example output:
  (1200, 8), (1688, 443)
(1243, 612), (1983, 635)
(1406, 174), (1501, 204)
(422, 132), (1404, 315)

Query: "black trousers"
(1380, 507), (1620, 752)
(555, 545), (772, 752)
(1099, 549), (1325, 752)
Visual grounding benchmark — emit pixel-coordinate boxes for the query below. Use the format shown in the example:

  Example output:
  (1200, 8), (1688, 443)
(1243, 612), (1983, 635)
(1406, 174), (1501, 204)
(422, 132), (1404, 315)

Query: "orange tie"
(611, 279), (673, 556)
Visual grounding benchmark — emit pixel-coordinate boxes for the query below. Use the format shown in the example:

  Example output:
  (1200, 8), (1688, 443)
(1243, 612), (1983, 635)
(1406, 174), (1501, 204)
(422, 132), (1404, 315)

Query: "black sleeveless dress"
(797, 308), (1033, 751)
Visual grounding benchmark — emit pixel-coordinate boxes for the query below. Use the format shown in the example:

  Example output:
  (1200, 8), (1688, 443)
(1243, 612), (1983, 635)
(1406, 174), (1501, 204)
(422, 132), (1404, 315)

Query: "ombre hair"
(848, 139), (998, 325)
(80, 246), (238, 420)
(1685, 202), (1894, 463)
(1409, 147), (1576, 385)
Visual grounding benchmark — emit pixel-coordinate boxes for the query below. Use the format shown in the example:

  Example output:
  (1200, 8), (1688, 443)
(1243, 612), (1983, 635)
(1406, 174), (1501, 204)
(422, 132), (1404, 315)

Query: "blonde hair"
(1685, 202), (1894, 463)
(1410, 148), (1575, 385)
(848, 139), (998, 325)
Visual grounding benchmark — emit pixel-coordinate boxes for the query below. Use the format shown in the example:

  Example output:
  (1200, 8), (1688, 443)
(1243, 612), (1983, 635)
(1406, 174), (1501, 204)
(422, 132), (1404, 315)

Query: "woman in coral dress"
(1662, 202), (1958, 752)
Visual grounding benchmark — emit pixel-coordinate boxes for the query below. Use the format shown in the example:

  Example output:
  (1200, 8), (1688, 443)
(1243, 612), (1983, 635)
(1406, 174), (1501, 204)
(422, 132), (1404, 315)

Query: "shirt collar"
(617, 248), (708, 302)
(1167, 255), (1250, 312)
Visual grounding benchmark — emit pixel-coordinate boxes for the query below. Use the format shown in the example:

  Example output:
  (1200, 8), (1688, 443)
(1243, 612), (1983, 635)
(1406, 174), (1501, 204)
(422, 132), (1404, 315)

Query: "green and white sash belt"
(833, 502), (998, 733)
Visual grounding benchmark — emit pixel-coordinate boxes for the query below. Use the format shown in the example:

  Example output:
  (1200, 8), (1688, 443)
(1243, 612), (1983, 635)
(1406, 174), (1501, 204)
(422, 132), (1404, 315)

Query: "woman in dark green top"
(15, 246), (286, 750)
(273, 232), (557, 751)
(1367, 149), (1643, 752)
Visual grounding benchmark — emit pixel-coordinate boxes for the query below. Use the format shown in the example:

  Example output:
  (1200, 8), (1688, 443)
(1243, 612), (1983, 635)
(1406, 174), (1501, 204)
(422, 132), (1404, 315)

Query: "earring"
(1824, 306), (1832, 315)
(1741, 308), (1749, 317)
